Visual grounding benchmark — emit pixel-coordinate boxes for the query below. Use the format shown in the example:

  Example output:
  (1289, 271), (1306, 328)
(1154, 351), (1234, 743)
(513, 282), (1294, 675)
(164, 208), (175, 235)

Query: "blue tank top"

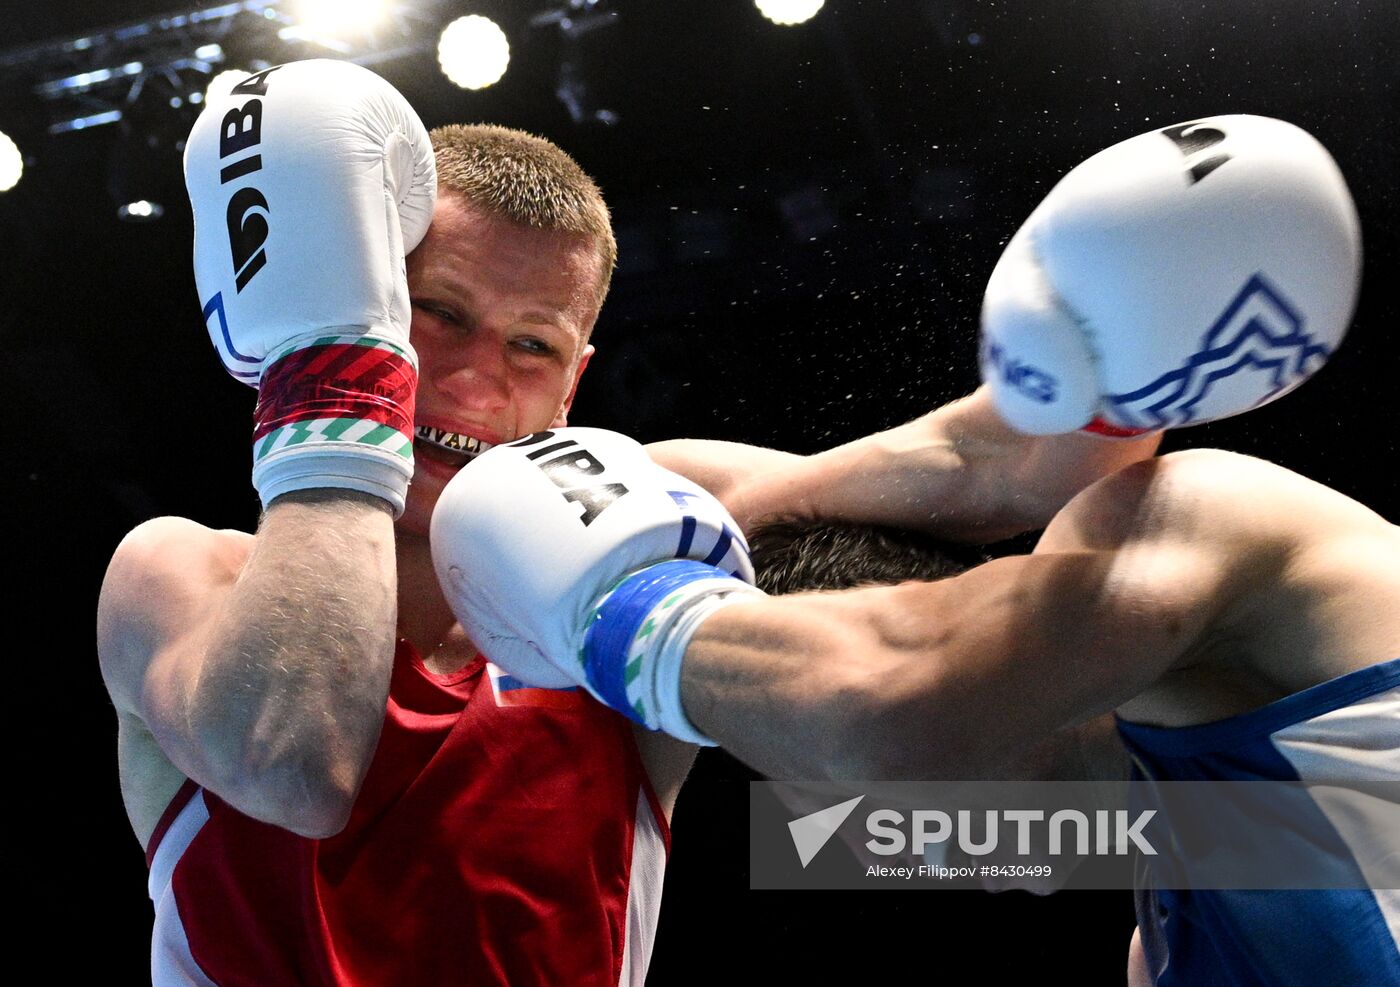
(1115, 657), (1400, 986)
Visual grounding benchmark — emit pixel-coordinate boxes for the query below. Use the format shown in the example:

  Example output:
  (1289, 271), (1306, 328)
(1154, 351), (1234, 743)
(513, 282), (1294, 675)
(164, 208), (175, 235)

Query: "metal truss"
(0, 1), (449, 136)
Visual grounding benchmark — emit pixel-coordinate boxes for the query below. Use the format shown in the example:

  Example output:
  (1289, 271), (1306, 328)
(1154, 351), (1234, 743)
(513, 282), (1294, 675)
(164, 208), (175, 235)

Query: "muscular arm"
(98, 491), (397, 839)
(678, 456), (1233, 782)
(650, 386), (1159, 541)
(680, 552), (1206, 781)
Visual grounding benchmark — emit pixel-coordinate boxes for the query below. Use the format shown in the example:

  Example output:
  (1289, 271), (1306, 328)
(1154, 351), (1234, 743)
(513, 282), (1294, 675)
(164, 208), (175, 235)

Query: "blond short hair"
(429, 123), (616, 302)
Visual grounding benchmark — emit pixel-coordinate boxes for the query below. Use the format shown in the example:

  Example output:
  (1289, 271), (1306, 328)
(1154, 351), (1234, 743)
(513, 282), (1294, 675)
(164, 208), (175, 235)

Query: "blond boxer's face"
(399, 193), (600, 534)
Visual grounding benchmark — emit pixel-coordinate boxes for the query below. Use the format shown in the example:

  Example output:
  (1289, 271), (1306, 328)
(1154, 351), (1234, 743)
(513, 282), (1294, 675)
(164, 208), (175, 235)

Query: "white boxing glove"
(184, 59), (437, 512)
(430, 428), (762, 744)
(979, 115), (1361, 435)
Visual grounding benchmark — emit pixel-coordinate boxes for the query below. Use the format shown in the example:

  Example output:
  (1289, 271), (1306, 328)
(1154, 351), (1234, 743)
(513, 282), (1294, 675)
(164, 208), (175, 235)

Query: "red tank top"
(145, 641), (669, 986)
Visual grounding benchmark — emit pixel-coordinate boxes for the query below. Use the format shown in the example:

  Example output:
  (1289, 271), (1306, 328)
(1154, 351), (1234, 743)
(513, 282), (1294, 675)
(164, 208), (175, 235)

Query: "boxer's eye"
(413, 301), (457, 324)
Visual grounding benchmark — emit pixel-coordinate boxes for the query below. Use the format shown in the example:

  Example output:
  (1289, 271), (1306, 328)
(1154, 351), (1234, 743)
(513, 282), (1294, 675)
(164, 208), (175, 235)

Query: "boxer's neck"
(394, 530), (475, 674)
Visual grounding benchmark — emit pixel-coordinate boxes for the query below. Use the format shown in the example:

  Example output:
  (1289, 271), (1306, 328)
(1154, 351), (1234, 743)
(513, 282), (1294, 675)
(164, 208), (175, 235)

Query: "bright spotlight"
(205, 69), (252, 105)
(438, 15), (510, 91)
(117, 199), (165, 222)
(0, 131), (22, 192)
(295, 0), (392, 37)
(755, 0), (825, 26)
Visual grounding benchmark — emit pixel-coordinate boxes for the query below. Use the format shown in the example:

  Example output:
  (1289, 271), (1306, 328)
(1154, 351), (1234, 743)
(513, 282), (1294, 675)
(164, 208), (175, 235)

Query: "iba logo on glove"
(508, 431), (629, 527)
(215, 66), (282, 294)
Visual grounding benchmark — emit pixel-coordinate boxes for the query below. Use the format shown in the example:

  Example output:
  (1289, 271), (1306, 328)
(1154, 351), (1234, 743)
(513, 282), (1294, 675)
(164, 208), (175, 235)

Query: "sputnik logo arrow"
(787, 795), (865, 868)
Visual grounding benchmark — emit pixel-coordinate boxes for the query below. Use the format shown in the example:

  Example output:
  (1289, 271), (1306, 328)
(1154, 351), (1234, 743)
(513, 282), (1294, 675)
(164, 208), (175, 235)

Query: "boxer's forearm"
(677, 585), (1015, 781)
(736, 387), (1159, 542)
(192, 492), (397, 835)
(678, 593), (880, 781)
(680, 549), (1195, 781)
(678, 589), (1028, 783)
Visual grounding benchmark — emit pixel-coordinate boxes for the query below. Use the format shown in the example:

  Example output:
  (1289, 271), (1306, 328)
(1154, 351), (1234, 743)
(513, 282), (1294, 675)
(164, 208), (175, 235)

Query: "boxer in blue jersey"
(723, 490), (1399, 987)
(745, 510), (1397, 984)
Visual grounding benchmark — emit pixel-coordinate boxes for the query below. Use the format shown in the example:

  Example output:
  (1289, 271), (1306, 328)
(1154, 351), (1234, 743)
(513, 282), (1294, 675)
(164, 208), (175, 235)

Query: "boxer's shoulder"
(1054, 451), (1400, 723)
(1038, 450), (1352, 650)
(1047, 449), (1390, 560)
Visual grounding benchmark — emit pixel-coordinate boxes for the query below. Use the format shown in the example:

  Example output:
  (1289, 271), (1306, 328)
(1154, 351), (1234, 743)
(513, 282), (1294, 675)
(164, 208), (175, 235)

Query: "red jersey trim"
(147, 778), (200, 868)
(639, 768), (672, 856)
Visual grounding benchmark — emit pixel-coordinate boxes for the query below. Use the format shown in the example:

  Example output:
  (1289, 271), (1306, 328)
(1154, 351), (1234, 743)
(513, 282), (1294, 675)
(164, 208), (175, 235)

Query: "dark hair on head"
(747, 521), (990, 596)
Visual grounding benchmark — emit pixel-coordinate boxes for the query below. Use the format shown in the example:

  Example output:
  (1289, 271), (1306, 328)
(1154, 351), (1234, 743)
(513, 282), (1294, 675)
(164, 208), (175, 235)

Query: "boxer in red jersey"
(97, 61), (1156, 985)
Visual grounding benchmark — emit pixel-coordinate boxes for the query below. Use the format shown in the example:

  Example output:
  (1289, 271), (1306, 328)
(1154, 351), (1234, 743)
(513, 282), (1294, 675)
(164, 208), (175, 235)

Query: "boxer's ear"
(554, 344), (594, 428)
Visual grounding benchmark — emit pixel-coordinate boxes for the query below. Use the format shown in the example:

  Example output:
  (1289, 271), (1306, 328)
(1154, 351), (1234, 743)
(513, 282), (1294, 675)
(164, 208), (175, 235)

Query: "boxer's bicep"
(114, 705), (194, 850)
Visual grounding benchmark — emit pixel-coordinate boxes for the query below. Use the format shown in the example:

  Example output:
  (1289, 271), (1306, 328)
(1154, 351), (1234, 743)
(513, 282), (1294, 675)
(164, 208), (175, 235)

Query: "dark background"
(5, 0), (1396, 981)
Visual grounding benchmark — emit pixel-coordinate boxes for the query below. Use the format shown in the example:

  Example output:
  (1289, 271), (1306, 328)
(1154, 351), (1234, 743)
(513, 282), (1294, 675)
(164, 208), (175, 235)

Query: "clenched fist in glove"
(185, 59), (437, 513)
(430, 428), (760, 744)
(979, 114), (1360, 436)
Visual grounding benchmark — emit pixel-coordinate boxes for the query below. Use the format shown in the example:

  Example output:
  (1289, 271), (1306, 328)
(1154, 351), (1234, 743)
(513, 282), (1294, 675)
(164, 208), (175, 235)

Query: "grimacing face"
(397, 192), (602, 535)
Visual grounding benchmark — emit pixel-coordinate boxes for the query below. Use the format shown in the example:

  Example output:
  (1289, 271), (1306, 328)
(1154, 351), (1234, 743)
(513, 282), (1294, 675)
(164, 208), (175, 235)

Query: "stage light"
(205, 69), (252, 105)
(117, 199), (165, 221)
(438, 15), (510, 90)
(293, 0), (392, 37)
(110, 130), (171, 222)
(109, 75), (185, 224)
(755, 0), (824, 26)
(0, 131), (22, 192)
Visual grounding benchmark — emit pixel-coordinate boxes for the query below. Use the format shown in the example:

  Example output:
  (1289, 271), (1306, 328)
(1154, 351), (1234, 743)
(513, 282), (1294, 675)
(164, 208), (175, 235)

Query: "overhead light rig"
(0, 1), (618, 137)
(0, 1), (619, 215)
(0, 1), (442, 136)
